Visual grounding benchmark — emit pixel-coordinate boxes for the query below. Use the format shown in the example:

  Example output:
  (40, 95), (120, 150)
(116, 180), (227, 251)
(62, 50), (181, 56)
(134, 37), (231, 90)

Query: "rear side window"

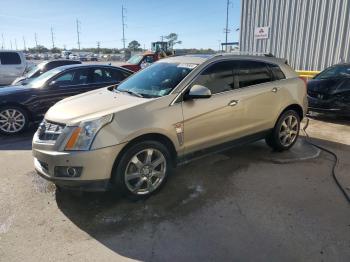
(236, 61), (273, 88)
(268, 64), (285, 80)
(0, 52), (21, 65)
(91, 68), (130, 83)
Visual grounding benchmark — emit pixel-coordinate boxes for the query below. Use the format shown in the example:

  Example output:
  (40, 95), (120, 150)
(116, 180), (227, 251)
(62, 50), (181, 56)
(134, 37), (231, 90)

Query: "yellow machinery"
(296, 70), (320, 80)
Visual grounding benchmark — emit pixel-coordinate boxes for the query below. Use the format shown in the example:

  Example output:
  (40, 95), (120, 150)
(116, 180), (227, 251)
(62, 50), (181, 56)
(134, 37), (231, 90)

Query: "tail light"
(299, 77), (308, 88)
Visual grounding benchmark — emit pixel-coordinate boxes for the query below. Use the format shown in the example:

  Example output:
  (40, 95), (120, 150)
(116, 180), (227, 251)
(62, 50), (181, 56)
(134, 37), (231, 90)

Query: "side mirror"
(184, 84), (212, 100)
(48, 80), (58, 87)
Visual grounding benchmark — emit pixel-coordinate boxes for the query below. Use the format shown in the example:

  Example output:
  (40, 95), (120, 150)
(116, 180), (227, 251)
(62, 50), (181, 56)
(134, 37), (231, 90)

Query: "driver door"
(181, 60), (245, 154)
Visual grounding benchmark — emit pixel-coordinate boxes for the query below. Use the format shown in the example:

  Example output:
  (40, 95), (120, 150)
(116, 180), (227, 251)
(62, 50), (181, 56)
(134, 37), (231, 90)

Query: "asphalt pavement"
(0, 117), (349, 262)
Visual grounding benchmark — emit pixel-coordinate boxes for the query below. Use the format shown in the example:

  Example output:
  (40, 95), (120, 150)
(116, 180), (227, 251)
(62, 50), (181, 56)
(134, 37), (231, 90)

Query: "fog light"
(54, 166), (83, 178)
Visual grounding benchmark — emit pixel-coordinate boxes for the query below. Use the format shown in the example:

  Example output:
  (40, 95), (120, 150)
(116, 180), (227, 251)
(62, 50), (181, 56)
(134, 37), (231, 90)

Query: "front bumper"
(307, 96), (348, 115)
(33, 143), (126, 191)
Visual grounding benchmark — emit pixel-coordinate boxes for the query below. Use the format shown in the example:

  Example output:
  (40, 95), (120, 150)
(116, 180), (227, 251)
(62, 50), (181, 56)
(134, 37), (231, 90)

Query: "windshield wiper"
(117, 89), (144, 98)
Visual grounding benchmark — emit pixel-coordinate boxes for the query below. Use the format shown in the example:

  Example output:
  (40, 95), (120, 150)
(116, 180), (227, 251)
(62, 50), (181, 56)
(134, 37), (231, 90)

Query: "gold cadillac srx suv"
(32, 54), (308, 197)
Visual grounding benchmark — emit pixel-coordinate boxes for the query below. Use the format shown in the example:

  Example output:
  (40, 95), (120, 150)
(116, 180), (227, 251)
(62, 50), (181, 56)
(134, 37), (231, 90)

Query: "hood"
(307, 78), (341, 94)
(0, 85), (32, 96)
(45, 87), (151, 125)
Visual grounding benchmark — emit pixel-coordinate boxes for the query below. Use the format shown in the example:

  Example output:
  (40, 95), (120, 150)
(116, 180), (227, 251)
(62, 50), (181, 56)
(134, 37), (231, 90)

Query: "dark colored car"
(0, 64), (133, 135)
(307, 63), (350, 115)
(12, 60), (82, 85)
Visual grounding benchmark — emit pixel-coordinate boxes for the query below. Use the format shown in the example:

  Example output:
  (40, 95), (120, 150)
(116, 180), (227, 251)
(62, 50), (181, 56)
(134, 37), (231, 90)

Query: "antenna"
(50, 27), (55, 49)
(121, 5), (127, 49)
(76, 19), (81, 50)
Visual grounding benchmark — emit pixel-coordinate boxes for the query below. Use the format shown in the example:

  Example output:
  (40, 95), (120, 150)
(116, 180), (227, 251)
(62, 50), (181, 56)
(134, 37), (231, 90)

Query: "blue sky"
(0, 0), (241, 50)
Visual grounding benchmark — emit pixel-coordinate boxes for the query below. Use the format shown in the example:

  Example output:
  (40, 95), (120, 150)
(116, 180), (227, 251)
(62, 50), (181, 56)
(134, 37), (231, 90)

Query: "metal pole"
(51, 27), (55, 49)
(23, 36), (26, 51)
(76, 19), (81, 50)
(1, 34), (4, 49)
(121, 6), (126, 49)
(34, 33), (38, 48)
(15, 39), (17, 50)
(225, 0), (230, 52)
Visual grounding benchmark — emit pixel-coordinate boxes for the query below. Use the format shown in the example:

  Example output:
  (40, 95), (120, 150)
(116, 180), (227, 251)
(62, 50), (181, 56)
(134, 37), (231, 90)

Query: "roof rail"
(219, 51), (275, 57)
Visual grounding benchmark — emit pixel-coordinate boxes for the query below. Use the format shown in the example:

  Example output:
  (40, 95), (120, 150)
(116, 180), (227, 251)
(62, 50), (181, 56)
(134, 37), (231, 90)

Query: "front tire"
(112, 140), (173, 199)
(265, 110), (300, 151)
(0, 106), (29, 135)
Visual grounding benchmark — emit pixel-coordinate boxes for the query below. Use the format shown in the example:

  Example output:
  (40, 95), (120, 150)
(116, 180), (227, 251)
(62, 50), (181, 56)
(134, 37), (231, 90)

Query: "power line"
(50, 26), (55, 49)
(76, 19), (81, 50)
(121, 5), (127, 49)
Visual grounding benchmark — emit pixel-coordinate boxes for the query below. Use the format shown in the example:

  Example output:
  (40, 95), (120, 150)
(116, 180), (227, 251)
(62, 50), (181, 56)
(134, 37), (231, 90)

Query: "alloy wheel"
(0, 109), (26, 134)
(124, 148), (167, 195)
(279, 115), (299, 147)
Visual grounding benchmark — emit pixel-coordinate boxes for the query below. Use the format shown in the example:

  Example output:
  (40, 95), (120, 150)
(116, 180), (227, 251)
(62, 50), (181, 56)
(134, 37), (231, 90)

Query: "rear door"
(232, 60), (284, 133)
(0, 52), (26, 85)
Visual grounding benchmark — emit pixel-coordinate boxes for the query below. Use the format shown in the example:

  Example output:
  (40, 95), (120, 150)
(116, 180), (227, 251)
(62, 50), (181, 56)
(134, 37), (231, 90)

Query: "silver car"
(32, 54), (307, 198)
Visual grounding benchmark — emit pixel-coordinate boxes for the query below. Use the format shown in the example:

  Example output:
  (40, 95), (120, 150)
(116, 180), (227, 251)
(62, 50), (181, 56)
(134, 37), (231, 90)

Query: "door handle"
(271, 87), (278, 93)
(228, 100), (239, 107)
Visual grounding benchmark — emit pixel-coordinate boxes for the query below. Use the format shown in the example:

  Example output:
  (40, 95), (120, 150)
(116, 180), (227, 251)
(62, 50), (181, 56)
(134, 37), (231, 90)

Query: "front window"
(26, 62), (47, 78)
(315, 65), (350, 79)
(116, 62), (197, 98)
(28, 68), (63, 88)
(127, 55), (143, 65)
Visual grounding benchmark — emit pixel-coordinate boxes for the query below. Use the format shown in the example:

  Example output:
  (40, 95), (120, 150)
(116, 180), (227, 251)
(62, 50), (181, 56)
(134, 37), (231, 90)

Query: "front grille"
(38, 120), (65, 141)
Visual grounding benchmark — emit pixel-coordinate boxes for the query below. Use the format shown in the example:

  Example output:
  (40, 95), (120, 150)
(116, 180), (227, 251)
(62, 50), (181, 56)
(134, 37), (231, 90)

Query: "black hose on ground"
(302, 117), (350, 204)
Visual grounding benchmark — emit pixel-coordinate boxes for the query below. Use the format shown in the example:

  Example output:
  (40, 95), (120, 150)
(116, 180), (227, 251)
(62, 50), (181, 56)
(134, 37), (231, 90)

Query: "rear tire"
(0, 106), (29, 135)
(112, 140), (173, 200)
(265, 110), (300, 151)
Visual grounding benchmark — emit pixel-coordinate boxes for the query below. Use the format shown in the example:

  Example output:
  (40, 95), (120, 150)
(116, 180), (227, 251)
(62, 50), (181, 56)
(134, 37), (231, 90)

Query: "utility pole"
(1, 34), (4, 49)
(34, 33), (38, 48)
(76, 19), (81, 50)
(97, 41), (100, 54)
(121, 5), (127, 49)
(22, 36), (26, 51)
(50, 27), (55, 49)
(224, 0), (231, 52)
(10, 40), (12, 49)
(15, 39), (17, 50)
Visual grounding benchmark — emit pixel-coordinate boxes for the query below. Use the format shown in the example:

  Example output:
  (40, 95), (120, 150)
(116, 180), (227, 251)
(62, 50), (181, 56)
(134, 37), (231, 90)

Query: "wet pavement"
(0, 117), (349, 261)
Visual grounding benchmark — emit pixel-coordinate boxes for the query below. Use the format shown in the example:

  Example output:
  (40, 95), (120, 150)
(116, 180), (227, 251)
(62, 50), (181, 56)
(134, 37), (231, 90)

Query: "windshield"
(25, 62), (46, 78)
(315, 65), (350, 79)
(27, 68), (62, 88)
(127, 55), (143, 65)
(116, 62), (197, 98)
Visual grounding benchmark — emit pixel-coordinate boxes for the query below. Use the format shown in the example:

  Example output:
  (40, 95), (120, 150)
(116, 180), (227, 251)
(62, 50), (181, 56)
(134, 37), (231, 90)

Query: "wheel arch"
(279, 104), (304, 121)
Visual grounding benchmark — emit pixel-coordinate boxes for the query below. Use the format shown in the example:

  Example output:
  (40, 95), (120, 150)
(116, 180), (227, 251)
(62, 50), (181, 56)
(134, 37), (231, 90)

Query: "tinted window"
(268, 64), (285, 80)
(236, 61), (273, 88)
(0, 52), (21, 65)
(91, 68), (119, 83)
(143, 55), (155, 63)
(193, 61), (237, 94)
(53, 69), (89, 87)
(105, 68), (129, 82)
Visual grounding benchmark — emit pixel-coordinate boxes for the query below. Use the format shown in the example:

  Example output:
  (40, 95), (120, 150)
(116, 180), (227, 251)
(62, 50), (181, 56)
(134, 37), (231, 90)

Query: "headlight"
(65, 114), (113, 151)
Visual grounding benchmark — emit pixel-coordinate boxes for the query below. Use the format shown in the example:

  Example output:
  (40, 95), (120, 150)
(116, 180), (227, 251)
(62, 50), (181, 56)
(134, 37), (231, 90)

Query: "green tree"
(128, 40), (141, 51)
(51, 47), (61, 53)
(165, 33), (182, 49)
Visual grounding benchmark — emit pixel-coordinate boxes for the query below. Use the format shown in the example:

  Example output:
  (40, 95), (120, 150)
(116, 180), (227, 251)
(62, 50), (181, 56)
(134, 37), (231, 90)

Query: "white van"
(0, 51), (27, 86)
